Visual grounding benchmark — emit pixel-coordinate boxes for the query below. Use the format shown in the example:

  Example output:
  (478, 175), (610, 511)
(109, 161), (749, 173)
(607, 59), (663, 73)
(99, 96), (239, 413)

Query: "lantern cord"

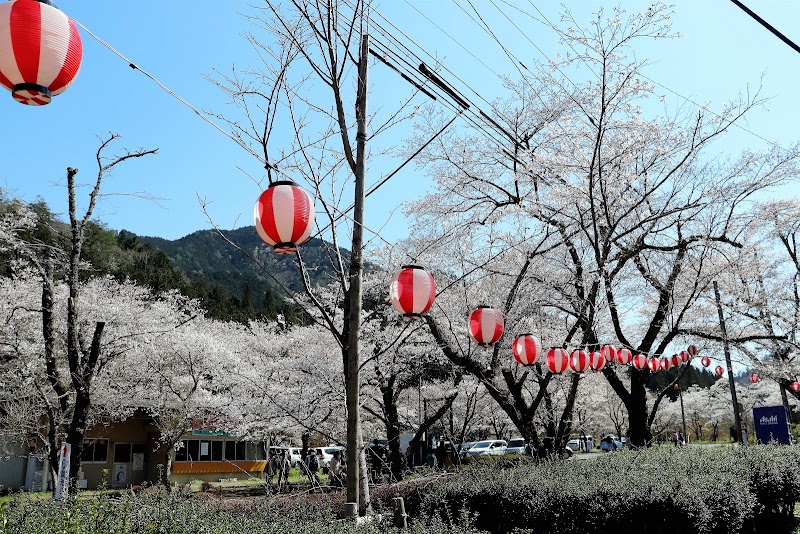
(72, 19), (279, 170)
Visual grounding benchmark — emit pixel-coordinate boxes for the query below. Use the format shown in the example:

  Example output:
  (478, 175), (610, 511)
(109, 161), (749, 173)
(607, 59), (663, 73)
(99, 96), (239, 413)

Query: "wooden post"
(345, 32), (369, 515)
(393, 496), (408, 528)
(713, 280), (745, 445)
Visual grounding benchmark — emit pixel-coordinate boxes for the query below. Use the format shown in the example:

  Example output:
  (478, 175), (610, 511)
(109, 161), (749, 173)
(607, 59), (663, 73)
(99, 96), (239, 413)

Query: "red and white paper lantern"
(254, 181), (316, 254)
(661, 357), (672, 371)
(600, 344), (617, 362)
(687, 345), (698, 357)
(512, 334), (542, 366)
(749, 373), (759, 384)
(679, 351), (690, 363)
(569, 349), (590, 372)
(0, 0), (82, 105)
(790, 382), (800, 393)
(546, 347), (569, 374)
(631, 353), (648, 370)
(670, 354), (682, 368)
(616, 348), (632, 365)
(715, 366), (725, 377)
(700, 356), (711, 368)
(589, 351), (606, 372)
(390, 265), (435, 319)
(647, 358), (661, 372)
(468, 306), (504, 348)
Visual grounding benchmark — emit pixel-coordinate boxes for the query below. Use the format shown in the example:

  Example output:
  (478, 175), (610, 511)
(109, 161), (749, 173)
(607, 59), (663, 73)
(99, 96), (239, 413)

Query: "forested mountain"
(138, 226), (343, 309)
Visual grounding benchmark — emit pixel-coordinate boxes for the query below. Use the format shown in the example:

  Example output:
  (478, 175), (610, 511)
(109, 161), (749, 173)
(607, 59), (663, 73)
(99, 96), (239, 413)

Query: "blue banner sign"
(753, 405), (791, 445)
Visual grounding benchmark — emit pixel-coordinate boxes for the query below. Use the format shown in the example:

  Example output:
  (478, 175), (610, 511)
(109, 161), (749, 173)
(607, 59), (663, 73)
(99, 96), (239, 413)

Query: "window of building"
(176, 439), (231, 462)
(211, 440), (223, 461)
(224, 440), (247, 461)
(114, 443), (132, 463)
(80, 439), (108, 463)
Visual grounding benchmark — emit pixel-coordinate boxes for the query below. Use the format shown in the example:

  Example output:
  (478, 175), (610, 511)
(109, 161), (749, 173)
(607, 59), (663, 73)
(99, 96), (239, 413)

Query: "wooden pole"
(345, 32), (369, 517)
(713, 280), (745, 445)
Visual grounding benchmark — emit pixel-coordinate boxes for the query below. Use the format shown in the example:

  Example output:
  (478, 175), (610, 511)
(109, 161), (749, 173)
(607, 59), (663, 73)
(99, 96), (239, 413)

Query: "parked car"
(505, 437), (527, 455)
(464, 440), (507, 456)
(458, 442), (477, 458)
(268, 446), (302, 467)
(567, 435), (594, 452)
(315, 446), (343, 470)
(566, 439), (581, 452)
(599, 435), (623, 452)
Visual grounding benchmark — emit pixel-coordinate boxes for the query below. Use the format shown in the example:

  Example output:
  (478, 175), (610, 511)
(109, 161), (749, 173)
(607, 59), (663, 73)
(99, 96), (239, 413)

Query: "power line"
(728, 0), (800, 55)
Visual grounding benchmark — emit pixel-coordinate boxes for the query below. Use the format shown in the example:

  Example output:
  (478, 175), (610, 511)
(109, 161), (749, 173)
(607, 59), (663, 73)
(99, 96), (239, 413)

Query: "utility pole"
(345, 32), (369, 518)
(713, 280), (745, 445)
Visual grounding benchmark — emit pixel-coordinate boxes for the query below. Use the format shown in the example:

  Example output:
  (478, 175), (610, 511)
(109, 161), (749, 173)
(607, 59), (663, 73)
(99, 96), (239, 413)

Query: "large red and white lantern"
(679, 351), (690, 363)
(790, 382), (800, 393)
(254, 181), (316, 254)
(616, 348), (632, 365)
(715, 365), (725, 377)
(468, 306), (504, 348)
(670, 354), (682, 368)
(512, 334), (542, 366)
(0, 0), (82, 105)
(600, 344), (617, 362)
(546, 347), (569, 374)
(661, 357), (672, 371)
(569, 349), (590, 372)
(749, 373), (759, 384)
(589, 351), (605, 371)
(687, 345), (698, 357)
(390, 265), (435, 319)
(647, 358), (661, 372)
(700, 356), (711, 368)
(631, 353), (648, 370)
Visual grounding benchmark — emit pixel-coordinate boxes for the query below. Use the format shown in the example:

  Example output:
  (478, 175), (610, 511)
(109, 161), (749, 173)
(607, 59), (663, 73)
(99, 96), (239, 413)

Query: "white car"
(464, 440), (507, 456)
(505, 437), (526, 455)
(315, 446), (343, 469)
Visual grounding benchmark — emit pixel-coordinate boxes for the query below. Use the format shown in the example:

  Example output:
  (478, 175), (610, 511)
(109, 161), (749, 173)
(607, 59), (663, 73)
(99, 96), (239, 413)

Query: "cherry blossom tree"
(403, 3), (800, 446)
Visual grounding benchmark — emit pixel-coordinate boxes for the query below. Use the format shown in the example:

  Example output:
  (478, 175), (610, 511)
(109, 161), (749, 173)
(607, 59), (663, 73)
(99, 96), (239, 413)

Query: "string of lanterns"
(252, 177), (800, 390)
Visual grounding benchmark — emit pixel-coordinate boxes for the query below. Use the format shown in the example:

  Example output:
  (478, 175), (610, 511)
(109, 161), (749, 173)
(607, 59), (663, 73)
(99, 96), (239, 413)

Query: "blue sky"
(0, 0), (797, 243)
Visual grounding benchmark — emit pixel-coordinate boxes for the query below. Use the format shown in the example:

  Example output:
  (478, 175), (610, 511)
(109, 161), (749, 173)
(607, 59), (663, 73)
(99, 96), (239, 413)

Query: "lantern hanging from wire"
(254, 181), (316, 254)
(389, 265), (435, 320)
(700, 356), (711, 368)
(600, 344), (617, 362)
(647, 358), (661, 372)
(0, 0), (82, 105)
(715, 366), (725, 377)
(468, 306), (504, 348)
(569, 349), (590, 372)
(512, 334), (542, 366)
(546, 347), (569, 374)
(749, 373), (759, 384)
(687, 345), (698, 357)
(680, 351), (690, 363)
(616, 348), (632, 365)
(790, 382), (800, 393)
(589, 351), (605, 371)
(631, 353), (648, 370)
(670, 354), (682, 368)
(661, 357), (672, 371)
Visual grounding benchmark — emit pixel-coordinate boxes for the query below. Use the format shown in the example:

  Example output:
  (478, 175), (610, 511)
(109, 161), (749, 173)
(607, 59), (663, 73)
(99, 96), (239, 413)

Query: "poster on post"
(54, 442), (71, 500)
(753, 406), (791, 445)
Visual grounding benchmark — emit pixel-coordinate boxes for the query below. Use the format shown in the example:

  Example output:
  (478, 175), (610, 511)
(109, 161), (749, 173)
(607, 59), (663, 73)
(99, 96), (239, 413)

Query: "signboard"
(113, 463), (128, 486)
(132, 452), (145, 471)
(753, 406), (791, 445)
(54, 442), (71, 500)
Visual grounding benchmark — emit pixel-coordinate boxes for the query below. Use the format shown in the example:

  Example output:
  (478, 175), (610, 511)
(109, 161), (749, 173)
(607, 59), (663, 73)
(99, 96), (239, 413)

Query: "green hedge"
(0, 491), (479, 534)
(413, 445), (800, 534)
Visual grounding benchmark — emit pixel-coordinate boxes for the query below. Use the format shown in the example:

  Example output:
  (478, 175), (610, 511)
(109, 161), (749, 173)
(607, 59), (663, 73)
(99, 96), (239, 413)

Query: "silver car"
(464, 439), (507, 456)
(505, 437), (526, 455)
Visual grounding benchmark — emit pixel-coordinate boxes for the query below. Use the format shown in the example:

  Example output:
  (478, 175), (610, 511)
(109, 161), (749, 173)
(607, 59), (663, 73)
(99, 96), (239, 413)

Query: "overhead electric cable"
(728, 0), (800, 55)
(72, 19), (272, 167)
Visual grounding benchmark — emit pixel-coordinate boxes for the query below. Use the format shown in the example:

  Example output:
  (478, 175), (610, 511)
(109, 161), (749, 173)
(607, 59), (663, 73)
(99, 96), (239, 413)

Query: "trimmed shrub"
(413, 445), (800, 534)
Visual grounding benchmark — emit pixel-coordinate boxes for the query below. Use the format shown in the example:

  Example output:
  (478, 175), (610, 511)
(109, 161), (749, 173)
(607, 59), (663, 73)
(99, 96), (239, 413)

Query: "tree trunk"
(627, 371), (651, 446)
(163, 446), (173, 492)
(381, 384), (404, 481)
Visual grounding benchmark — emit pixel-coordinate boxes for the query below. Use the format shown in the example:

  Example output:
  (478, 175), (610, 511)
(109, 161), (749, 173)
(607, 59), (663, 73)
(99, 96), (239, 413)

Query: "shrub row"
(0, 490), (482, 534)
(408, 445), (800, 534)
